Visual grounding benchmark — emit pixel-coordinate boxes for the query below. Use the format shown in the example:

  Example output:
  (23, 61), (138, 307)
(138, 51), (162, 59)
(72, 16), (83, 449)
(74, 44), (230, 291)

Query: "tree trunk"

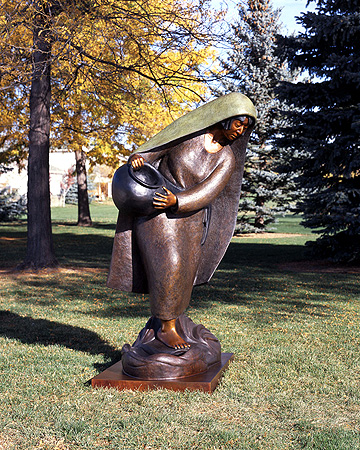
(20, 8), (57, 269)
(75, 149), (92, 226)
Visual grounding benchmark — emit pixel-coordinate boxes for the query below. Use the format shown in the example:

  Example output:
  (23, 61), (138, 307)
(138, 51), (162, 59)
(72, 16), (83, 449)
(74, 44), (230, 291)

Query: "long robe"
(107, 130), (252, 320)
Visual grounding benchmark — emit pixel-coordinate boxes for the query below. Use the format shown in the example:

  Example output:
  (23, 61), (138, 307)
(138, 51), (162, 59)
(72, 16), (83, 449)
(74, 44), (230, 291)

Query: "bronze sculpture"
(107, 92), (256, 380)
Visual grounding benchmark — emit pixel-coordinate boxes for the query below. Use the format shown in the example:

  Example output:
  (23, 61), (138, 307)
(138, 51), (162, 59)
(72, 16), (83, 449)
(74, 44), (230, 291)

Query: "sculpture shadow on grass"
(0, 310), (121, 372)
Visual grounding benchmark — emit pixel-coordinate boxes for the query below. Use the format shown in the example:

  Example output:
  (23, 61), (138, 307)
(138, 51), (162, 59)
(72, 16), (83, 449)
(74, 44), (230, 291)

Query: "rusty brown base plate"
(91, 353), (234, 393)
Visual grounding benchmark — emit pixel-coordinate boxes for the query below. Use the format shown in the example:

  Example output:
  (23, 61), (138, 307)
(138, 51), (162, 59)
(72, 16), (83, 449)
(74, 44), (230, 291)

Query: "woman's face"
(222, 117), (250, 141)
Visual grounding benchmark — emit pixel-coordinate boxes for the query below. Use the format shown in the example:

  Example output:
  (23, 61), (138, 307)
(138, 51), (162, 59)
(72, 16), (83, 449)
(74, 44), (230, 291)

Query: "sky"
(271, 0), (316, 34)
(221, 0), (316, 35)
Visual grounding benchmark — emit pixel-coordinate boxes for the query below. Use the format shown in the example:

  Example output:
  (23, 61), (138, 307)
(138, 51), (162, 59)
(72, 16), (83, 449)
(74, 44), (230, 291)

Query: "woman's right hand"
(129, 154), (145, 171)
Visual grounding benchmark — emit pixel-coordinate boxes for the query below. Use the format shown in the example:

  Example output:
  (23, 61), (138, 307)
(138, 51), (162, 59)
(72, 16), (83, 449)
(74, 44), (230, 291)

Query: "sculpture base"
(91, 352), (234, 393)
(120, 315), (222, 380)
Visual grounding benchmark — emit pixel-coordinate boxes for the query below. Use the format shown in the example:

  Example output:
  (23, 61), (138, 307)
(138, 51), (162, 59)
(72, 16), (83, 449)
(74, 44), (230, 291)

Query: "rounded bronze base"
(121, 315), (221, 380)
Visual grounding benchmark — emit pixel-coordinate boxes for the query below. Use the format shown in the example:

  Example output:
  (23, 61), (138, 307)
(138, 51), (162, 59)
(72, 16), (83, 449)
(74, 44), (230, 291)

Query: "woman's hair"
(221, 115), (254, 130)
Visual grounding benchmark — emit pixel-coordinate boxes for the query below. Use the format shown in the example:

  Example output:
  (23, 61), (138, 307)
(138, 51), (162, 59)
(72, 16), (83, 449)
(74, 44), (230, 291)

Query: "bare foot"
(157, 319), (191, 350)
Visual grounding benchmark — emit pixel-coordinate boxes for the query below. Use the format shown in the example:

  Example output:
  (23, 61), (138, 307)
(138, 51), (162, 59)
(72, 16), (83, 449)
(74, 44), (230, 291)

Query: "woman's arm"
(175, 151), (236, 214)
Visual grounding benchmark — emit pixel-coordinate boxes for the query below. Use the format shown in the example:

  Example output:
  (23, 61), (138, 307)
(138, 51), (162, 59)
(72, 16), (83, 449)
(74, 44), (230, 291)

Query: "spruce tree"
(220, 0), (295, 232)
(278, 0), (360, 262)
(65, 178), (95, 205)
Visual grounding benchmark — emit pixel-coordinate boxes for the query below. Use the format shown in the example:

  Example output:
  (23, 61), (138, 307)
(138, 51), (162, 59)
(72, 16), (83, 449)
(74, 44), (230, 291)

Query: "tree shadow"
(89, 222), (117, 231)
(13, 239), (354, 319)
(0, 310), (122, 371)
(73, 240), (350, 322)
(221, 240), (308, 267)
(52, 221), (116, 231)
(4, 238), (356, 327)
(53, 232), (114, 269)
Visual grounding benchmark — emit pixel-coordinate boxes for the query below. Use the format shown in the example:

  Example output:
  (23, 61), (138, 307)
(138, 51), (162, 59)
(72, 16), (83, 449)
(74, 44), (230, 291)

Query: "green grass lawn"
(0, 204), (359, 449)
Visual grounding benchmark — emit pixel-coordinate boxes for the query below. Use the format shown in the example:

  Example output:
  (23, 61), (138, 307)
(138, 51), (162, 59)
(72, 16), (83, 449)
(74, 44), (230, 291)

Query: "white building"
(0, 150), (124, 206)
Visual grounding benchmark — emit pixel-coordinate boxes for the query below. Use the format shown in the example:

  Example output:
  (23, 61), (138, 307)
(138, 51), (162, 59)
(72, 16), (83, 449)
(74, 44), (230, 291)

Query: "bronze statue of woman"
(107, 93), (256, 357)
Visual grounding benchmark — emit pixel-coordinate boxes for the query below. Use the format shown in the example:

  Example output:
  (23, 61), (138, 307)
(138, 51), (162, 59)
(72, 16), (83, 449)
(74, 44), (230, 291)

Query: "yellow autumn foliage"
(0, 0), (218, 171)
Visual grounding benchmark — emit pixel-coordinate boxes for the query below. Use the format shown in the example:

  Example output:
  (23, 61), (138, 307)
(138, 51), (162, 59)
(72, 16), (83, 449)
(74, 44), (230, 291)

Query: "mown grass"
(0, 204), (359, 449)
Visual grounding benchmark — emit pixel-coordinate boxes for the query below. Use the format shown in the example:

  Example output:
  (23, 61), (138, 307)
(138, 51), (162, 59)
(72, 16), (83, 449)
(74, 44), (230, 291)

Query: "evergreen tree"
(65, 178), (95, 206)
(278, 0), (360, 262)
(220, 0), (295, 232)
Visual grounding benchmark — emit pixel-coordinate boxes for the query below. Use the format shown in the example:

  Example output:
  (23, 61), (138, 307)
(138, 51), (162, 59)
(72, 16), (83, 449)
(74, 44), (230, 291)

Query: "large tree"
(0, 0), (215, 268)
(25, 2), (56, 267)
(219, 0), (295, 232)
(278, 0), (360, 262)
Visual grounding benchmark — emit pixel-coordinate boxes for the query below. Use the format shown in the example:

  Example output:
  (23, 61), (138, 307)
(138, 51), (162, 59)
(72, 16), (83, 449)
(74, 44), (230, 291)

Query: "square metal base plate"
(91, 353), (234, 393)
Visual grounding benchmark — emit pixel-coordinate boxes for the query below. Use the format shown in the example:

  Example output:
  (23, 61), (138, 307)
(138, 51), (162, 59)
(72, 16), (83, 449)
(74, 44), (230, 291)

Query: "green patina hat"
(135, 92), (257, 153)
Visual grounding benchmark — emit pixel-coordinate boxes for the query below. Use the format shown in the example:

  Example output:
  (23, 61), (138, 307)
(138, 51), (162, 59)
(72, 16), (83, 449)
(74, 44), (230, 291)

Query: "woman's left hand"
(153, 187), (177, 210)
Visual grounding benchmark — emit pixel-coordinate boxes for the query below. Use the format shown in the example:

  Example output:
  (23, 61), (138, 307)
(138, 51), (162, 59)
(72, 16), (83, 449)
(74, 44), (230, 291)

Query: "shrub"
(0, 188), (27, 222)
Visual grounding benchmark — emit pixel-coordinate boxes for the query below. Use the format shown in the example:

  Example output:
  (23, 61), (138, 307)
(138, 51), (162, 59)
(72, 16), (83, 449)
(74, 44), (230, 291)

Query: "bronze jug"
(112, 162), (181, 216)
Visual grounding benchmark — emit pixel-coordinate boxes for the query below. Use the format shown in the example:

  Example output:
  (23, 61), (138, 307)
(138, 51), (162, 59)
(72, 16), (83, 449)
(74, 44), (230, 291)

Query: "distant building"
(0, 151), (126, 206)
(0, 164), (28, 196)
(49, 152), (76, 206)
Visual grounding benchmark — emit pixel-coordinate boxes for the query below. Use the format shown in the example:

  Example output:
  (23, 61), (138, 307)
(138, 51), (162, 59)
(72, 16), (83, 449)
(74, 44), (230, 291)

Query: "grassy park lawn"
(0, 204), (359, 449)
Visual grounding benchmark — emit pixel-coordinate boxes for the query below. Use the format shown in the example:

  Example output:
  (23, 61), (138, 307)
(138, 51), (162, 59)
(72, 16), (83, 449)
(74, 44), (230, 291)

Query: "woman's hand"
(153, 187), (177, 210)
(129, 154), (145, 171)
